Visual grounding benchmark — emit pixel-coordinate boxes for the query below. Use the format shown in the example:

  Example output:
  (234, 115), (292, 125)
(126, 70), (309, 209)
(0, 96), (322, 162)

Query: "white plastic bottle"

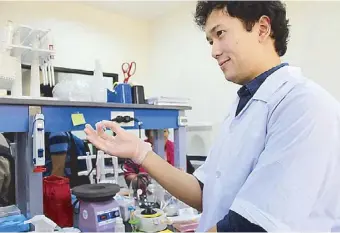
(115, 217), (125, 232)
(92, 59), (107, 102)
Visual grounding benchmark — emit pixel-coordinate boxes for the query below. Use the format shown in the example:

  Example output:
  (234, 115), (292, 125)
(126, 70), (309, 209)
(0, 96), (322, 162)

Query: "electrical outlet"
(178, 116), (188, 126)
(110, 111), (135, 127)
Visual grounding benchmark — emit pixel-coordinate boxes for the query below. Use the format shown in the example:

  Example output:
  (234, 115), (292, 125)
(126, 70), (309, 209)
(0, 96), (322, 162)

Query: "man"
(44, 132), (90, 188)
(85, 1), (340, 232)
(124, 129), (174, 186)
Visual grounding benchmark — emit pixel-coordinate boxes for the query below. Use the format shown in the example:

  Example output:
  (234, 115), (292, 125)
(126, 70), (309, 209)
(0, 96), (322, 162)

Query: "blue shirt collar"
(237, 63), (289, 98)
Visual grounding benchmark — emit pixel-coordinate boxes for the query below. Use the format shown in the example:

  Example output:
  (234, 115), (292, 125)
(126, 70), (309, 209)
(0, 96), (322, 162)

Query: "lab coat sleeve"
(230, 86), (340, 231)
(193, 159), (207, 185)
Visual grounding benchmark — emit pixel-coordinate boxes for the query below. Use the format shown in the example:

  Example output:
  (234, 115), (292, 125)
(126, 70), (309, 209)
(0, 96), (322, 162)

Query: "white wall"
(146, 2), (238, 142)
(0, 1), (151, 84)
(145, 1), (340, 145)
(283, 1), (340, 98)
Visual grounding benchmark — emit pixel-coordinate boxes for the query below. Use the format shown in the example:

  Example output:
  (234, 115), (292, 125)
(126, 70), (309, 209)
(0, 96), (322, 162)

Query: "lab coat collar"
(252, 65), (302, 103)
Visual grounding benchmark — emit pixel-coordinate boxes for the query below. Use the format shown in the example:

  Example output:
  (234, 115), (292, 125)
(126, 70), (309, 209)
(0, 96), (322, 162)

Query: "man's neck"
(244, 55), (281, 85)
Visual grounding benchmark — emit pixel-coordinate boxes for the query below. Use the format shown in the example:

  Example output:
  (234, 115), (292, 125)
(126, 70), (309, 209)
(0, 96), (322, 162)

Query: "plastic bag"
(43, 175), (73, 227)
(52, 74), (92, 101)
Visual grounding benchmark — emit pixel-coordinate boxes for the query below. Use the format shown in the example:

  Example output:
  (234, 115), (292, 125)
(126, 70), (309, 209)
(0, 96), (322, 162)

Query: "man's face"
(163, 129), (169, 140)
(205, 9), (263, 85)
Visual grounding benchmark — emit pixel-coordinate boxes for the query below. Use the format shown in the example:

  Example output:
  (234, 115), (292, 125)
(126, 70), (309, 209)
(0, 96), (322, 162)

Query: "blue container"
(0, 214), (29, 232)
(107, 83), (132, 104)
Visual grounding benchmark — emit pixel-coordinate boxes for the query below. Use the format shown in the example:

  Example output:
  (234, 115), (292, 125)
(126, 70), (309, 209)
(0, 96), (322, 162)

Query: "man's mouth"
(219, 58), (231, 68)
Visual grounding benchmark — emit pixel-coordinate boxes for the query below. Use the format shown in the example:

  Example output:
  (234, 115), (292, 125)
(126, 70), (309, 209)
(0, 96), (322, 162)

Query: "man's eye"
(209, 40), (213, 45)
(217, 30), (226, 37)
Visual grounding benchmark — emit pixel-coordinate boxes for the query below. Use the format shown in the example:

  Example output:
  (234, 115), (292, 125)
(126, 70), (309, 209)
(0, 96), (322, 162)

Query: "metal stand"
(153, 129), (165, 159)
(15, 106), (44, 218)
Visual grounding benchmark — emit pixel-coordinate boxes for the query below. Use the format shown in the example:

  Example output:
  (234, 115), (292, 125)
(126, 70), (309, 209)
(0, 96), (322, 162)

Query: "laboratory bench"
(0, 97), (191, 221)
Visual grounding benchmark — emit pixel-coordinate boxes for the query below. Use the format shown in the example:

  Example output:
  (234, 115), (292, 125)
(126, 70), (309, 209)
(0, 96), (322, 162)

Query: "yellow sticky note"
(71, 113), (86, 126)
(159, 230), (173, 233)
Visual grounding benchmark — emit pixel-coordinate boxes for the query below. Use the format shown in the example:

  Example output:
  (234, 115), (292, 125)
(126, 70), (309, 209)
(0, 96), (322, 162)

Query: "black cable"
(31, 118), (45, 136)
(87, 151), (98, 183)
(133, 118), (142, 139)
(111, 115), (143, 139)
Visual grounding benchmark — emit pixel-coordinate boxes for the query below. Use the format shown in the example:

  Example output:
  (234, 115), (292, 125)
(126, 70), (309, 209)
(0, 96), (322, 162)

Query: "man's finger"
(86, 134), (109, 153)
(102, 120), (125, 135)
(96, 122), (113, 141)
(84, 124), (97, 137)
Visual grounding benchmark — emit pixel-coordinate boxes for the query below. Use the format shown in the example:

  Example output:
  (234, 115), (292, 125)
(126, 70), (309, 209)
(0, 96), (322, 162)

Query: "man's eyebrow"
(209, 24), (221, 34)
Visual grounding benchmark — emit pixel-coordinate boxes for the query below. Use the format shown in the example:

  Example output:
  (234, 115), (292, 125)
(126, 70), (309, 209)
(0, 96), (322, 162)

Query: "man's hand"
(85, 121), (152, 165)
(85, 121), (203, 211)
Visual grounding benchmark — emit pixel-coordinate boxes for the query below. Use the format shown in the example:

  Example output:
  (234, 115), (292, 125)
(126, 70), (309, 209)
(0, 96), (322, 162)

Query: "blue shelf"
(0, 98), (191, 132)
(0, 105), (29, 132)
(43, 106), (179, 132)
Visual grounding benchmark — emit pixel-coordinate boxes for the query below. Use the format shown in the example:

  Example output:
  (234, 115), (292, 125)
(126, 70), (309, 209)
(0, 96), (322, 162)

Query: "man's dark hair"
(194, 1), (290, 56)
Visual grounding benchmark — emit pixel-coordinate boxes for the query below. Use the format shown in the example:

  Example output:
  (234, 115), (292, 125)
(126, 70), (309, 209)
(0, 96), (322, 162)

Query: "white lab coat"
(194, 65), (340, 232)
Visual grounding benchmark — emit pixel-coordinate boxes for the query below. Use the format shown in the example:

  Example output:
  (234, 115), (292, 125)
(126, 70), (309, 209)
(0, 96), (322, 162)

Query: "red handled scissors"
(121, 61), (136, 83)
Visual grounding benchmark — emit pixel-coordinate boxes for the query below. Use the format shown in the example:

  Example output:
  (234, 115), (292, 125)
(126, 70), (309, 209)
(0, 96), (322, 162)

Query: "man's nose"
(212, 41), (222, 59)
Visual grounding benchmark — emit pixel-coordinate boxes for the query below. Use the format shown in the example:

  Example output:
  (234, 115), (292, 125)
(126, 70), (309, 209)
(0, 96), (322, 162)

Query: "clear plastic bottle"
(115, 217), (125, 233)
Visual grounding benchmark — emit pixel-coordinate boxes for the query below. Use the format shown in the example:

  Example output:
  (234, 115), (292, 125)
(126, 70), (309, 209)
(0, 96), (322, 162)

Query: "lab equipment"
(0, 52), (16, 90)
(128, 176), (169, 232)
(24, 215), (57, 232)
(131, 85), (146, 104)
(115, 217), (125, 232)
(77, 150), (119, 184)
(48, 35), (55, 86)
(32, 113), (45, 172)
(41, 61), (47, 86)
(72, 183), (121, 232)
(122, 61), (136, 83)
(134, 208), (168, 233)
(129, 174), (152, 208)
(147, 96), (190, 107)
(115, 196), (135, 222)
(107, 83), (132, 104)
(1, 20), (56, 96)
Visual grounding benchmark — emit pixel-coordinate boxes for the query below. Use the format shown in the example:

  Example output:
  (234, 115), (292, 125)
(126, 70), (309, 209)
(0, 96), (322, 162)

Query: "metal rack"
(0, 97), (191, 219)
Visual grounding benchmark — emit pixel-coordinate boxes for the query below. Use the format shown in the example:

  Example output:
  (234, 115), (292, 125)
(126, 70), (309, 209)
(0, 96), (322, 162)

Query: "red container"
(43, 175), (73, 227)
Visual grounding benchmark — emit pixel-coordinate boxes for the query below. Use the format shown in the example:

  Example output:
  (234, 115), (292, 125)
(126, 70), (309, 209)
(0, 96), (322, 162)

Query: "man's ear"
(258, 15), (271, 42)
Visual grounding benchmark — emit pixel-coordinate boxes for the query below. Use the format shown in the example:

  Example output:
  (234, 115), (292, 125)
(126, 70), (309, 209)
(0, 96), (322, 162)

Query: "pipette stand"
(2, 20), (56, 97)
(77, 151), (119, 185)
